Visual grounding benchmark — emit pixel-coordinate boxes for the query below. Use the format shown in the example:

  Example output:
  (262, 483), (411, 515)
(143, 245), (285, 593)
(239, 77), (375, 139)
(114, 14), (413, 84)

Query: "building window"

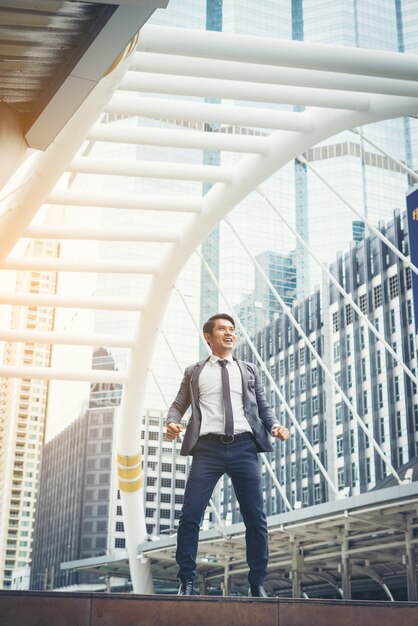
(116, 521), (124, 532)
(299, 347), (305, 367)
(146, 492), (155, 502)
(300, 373), (306, 393)
(161, 493), (171, 503)
(351, 463), (358, 486)
(312, 396), (318, 415)
(314, 484), (321, 503)
(347, 364), (352, 388)
(394, 377), (400, 402)
(350, 429), (355, 453)
(160, 509), (171, 519)
(332, 311), (339, 332)
(311, 368), (317, 386)
(405, 267), (412, 290)
(145, 508), (155, 518)
(360, 326), (366, 350)
(345, 304), (352, 325)
(361, 358), (367, 382)
(289, 354), (294, 372)
(300, 401), (306, 419)
(291, 463), (296, 479)
(396, 411), (402, 437)
(337, 467), (344, 488)
(175, 479), (185, 489)
(366, 458), (371, 483)
(363, 390), (368, 414)
(389, 275), (399, 299)
(379, 417), (385, 442)
(398, 447), (404, 466)
(115, 538), (126, 548)
(378, 383), (384, 408)
(376, 350), (382, 375)
(336, 403), (343, 425)
(302, 487), (308, 505)
(344, 336), (351, 359)
(312, 424), (319, 444)
(333, 341), (340, 362)
(302, 459), (308, 477)
(161, 478), (171, 488)
(161, 463), (172, 473)
(374, 284), (382, 308)
(359, 294), (368, 314)
(336, 435), (343, 457)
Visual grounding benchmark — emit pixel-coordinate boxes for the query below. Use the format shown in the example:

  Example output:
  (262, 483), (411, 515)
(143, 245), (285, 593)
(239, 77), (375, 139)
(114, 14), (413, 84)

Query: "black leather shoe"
(249, 584), (268, 598)
(178, 579), (194, 595)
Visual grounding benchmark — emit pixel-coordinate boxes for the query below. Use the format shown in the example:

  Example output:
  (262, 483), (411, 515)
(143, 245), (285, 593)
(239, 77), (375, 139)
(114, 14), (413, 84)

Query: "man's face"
(204, 318), (236, 357)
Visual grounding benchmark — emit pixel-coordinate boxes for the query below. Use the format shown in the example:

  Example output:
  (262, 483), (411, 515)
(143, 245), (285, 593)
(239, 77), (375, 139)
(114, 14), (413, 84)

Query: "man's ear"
(203, 332), (212, 346)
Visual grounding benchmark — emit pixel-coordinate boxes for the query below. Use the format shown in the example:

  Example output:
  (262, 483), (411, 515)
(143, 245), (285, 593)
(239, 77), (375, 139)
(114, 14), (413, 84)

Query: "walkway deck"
(1, 591), (417, 626)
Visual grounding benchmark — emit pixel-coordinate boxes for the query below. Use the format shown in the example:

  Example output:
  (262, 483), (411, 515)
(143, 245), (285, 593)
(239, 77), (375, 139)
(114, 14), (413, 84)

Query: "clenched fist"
(166, 422), (183, 441)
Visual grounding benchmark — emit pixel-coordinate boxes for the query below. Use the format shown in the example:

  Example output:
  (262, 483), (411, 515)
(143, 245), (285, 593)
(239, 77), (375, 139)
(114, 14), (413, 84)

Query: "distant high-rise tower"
(0, 239), (58, 589)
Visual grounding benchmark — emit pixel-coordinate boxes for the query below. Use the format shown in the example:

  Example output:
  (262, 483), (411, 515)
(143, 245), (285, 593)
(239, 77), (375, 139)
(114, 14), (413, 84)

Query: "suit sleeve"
(166, 367), (192, 426)
(253, 365), (277, 433)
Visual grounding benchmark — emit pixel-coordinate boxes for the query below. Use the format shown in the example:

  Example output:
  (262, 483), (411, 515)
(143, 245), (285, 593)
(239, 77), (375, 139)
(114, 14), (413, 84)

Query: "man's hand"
(272, 425), (289, 441)
(166, 422), (183, 441)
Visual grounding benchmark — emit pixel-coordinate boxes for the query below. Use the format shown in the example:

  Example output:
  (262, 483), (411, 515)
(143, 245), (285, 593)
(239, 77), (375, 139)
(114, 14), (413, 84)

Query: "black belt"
(199, 432), (254, 445)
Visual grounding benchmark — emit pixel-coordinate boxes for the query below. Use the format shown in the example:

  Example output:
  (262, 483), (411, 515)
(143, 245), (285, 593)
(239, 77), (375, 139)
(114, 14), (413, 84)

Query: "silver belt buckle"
(220, 434), (234, 444)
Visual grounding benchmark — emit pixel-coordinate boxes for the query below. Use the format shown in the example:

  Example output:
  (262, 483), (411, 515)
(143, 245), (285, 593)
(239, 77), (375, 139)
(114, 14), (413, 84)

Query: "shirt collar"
(209, 354), (234, 365)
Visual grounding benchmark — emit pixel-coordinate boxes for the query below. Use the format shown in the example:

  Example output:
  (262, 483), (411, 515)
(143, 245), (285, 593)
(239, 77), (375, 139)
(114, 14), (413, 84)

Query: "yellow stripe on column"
(117, 452), (141, 467)
(117, 450), (143, 493)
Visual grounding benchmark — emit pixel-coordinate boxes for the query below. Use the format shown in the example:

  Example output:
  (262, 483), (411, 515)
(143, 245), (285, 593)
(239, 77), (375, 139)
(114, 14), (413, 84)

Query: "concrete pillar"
(405, 518), (417, 601)
(341, 528), (351, 599)
(223, 562), (230, 596)
(291, 543), (304, 598)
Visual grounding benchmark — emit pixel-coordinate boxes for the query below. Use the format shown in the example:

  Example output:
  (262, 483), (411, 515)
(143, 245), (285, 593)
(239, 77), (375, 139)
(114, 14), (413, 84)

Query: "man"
(166, 313), (289, 597)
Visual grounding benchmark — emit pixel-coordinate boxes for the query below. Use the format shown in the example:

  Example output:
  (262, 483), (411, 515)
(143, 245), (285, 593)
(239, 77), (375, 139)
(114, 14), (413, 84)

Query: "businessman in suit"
(166, 313), (289, 597)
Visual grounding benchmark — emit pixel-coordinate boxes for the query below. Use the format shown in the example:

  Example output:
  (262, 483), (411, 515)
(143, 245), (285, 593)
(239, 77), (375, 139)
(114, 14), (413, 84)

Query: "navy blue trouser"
(176, 435), (268, 586)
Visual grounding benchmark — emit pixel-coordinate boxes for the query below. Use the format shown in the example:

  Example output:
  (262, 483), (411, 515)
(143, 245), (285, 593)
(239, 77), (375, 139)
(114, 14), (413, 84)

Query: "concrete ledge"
(0, 591), (417, 626)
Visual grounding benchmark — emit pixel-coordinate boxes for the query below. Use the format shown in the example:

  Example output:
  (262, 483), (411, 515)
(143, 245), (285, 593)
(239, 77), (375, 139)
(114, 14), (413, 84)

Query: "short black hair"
(203, 313), (235, 336)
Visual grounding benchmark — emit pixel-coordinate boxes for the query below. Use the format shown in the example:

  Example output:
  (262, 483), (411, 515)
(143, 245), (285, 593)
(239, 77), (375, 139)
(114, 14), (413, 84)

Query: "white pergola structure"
(1, 26), (418, 593)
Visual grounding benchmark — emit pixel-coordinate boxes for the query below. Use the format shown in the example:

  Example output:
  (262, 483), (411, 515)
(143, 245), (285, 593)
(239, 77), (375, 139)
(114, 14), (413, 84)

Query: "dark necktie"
(218, 359), (234, 437)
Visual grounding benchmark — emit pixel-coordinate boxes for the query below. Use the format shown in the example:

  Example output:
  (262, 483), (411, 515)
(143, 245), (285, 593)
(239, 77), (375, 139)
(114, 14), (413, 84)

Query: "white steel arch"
(1, 26), (418, 592)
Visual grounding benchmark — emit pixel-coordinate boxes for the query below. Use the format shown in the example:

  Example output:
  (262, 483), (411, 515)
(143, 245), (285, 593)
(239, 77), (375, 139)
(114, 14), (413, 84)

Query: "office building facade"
(233, 210), (417, 519)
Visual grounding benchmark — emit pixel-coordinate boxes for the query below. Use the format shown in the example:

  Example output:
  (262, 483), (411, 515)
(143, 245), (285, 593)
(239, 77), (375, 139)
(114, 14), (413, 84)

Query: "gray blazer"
(166, 356), (277, 456)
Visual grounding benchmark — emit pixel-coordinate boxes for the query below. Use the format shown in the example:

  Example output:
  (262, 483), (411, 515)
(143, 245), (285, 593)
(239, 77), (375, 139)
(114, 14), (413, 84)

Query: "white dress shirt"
(198, 354), (253, 436)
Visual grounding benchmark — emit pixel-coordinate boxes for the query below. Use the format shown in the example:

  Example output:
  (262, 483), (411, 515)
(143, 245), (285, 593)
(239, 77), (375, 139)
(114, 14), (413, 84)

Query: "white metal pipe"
(138, 25), (418, 81)
(69, 155), (232, 183)
(132, 52), (418, 98)
(88, 123), (269, 154)
(0, 292), (144, 311)
(0, 365), (128, 383)
(24, 225), (180, 243)
(105, 94), (315, 133)
(0, 329), (135, 348)
(3, 258), (158, 274)
(47, 189), (202, 213)
(120, 71), (370, 112)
